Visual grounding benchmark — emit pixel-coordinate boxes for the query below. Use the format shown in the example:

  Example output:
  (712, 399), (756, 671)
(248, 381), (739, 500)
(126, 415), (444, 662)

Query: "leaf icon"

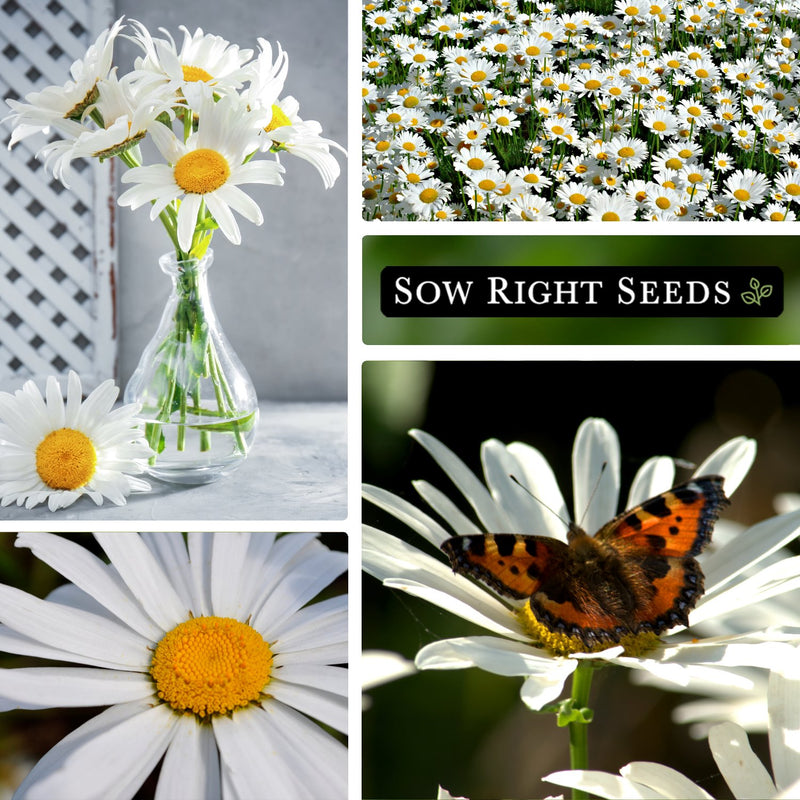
(760, 284), (773, 299)
(741, 291), (758, 305)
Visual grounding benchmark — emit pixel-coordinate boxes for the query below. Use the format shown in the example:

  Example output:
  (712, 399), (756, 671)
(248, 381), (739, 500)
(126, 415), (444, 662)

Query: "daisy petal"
(709, 722), (778, 799)
(0, 667), (153, 711)
(155, 716), (221, 800)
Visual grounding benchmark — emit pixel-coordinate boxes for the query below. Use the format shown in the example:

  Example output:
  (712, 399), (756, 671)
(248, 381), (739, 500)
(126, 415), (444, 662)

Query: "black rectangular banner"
(380, 266), (783, 318)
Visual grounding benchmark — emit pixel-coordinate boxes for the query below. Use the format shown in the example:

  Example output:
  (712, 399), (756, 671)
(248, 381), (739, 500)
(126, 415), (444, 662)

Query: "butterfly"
(440, 475), (729, 650)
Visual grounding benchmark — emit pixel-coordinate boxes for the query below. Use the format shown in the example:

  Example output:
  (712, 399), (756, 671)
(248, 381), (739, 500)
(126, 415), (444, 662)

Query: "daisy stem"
(567, 661), (594, 800)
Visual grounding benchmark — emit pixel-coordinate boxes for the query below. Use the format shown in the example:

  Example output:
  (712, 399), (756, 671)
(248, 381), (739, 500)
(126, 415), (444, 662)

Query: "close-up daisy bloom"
(0, 371), (152, 512)
(0, 531), (347, 799)
(117, 90), (284, 252)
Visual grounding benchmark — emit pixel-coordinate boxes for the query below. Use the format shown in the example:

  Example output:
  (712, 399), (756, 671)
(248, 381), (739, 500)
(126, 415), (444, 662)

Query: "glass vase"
(124, 249), (258, 484)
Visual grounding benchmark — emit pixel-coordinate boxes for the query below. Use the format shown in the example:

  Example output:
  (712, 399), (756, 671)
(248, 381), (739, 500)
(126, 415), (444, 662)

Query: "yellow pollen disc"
(696, 69), (709, 78)
(656, 196), (671, 209)
(653, 121), (667, 131)
(618, 146), (635, 158)
(786, 183), (800, 196)
(734, 188), (750, 201)
(678, 149), (692, 158)
(497, 116), (510, 126)
(625, 5), (639, 14)
(478, 179), (498, 191)
(418, 188), (439, 204)
(569, 192), (586, 204)
(403, 96), (419, 108)
(715, 203), (728, 214)
(174, 149), (230, 194)
(387, 112), (402, 124)
(585, 79), (601, 90)
(552, 125), (565, 135)
(36, 428), (97, 490)
(265, 105), (292, 134)
(470, 70), (487, 82)
(688, 172), (703, 183)
(151, 616), (273, 718)
(763, 119), (777, 129)
(516, 607), (661, 657)
(526, 45), (541, 56)
(688, 106), (702, 116)
(182, 65), (214, 83)
(467, 157), (485, 170)
(407, 173), (421, 184)
(402, 142), (416, 152)
(665, 157), (683, 170)
(376, 140), (391, 152)
(602, 212), (621, 220)
(771, 211), (785, 221)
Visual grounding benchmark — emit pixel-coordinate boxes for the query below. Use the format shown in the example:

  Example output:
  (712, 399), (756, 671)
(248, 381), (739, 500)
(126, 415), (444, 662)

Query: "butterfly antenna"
(576, 461), (608, 529)
(509, 474), (572, 529)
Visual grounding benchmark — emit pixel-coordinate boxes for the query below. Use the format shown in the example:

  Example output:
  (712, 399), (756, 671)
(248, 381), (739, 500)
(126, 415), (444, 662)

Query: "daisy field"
(362, 0), (800, 220)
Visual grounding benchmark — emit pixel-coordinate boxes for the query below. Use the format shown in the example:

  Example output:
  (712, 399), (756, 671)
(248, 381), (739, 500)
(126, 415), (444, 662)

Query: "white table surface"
(0, 402), (347, 524)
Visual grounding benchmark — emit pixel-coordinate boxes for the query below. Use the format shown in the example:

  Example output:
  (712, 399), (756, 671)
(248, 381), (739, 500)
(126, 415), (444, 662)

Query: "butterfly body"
(441, 476), (728, 650)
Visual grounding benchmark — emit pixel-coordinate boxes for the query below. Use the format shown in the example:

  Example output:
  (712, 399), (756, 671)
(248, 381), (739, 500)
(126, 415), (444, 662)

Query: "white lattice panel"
(0, 0), (116, 391)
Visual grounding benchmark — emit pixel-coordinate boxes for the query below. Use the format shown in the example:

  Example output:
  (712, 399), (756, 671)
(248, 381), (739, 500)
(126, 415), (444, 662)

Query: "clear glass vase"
(124, 249), (258, 484)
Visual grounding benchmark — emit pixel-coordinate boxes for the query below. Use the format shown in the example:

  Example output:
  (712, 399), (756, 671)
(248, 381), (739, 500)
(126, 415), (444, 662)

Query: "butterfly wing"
(593, 475), (729, 635)
(440, 533), (568, 600)
(594, 475), (729, 558)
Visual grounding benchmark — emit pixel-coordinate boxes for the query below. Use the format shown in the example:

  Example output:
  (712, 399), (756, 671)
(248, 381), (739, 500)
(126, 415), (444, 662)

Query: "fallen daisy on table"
(0, 371), (152, 511)
(0, 531), (347, 800)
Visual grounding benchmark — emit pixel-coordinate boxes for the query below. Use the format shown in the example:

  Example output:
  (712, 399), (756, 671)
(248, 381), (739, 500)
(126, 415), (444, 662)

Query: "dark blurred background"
(362, 360), (800, 799)
(363, 236), (800, 345)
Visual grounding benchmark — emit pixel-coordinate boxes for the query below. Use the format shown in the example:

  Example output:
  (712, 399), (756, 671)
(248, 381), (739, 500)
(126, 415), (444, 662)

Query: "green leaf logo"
(741, 278), (773, 306)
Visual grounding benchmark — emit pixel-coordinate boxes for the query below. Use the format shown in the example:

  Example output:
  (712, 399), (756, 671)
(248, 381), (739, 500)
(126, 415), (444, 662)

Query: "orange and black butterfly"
(441, 476), (729, 649)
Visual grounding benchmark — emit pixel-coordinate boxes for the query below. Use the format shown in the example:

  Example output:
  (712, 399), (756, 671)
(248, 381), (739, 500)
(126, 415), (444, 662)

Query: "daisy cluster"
(5, 18), (343, 255)
(362, 0), (800, 220)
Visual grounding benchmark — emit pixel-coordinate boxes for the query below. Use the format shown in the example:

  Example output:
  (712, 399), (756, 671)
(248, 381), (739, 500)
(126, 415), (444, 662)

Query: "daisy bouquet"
(362, 0), (800, 221)
(5, 18), (344, 477)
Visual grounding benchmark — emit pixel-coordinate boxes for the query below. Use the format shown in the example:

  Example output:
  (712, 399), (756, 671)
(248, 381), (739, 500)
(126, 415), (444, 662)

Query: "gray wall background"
(114, 0), (347, 401)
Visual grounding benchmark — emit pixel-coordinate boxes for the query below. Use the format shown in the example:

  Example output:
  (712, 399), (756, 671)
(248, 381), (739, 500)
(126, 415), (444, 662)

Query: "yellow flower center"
(734, 188), (750, 201)
(467, 157), (485, 170)
(569, 192), (586, 204)
(174, 149), (231, 194)
(786, 183), (800, 196)
(517, 606), (662, 657)
(470, 70), (487, 82)
(601, 211), (621, 220)
(36, 428), (97, 490)
(265, 105), (292, 133)
(418, 188), (439, 204)
(150, 616), (273, 718)
(182, 65), (214, 83)
(618, 146), (636, 158)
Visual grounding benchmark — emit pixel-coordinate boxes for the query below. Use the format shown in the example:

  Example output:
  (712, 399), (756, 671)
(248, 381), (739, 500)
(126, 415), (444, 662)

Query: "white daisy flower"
(544, 648), (800, 799)
(364, 420), (800, 712)
(1, 531), (347, 799)
(0, 371), (152, 512)
(259, 95), (346, 190)
(4, 17), (124, 147)
(127, 20), (253, 97)
(118, 91), (284, 252)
